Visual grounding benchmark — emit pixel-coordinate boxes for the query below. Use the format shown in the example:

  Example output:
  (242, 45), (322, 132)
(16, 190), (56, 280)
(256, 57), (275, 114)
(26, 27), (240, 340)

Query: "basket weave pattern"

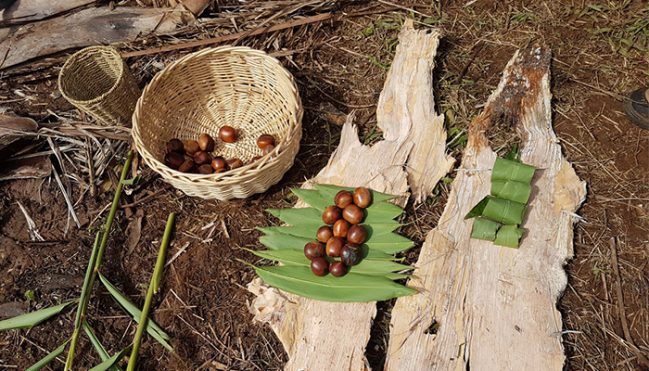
(59, 46), (140, 126)
(132, 46), (302, 200)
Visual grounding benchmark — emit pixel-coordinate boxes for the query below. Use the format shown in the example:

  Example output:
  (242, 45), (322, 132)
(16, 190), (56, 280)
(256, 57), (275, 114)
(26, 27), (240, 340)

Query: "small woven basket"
(132, 46), (303, 200)
(59, 46), (140, 126)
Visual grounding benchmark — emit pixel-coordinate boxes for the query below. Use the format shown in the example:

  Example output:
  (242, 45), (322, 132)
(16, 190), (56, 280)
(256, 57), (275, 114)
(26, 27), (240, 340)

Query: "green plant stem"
(127, 213), (175, 371)
(65, 151), (134, 371)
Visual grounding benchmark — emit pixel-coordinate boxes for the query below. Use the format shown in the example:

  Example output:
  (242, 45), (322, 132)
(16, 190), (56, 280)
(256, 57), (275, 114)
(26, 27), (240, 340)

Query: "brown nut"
(178, 159), (195, 173)
(164, 152), (184, 169)
(304, 241), (326, 260)
(257, 134), (276, 149)
(347, 224), (367, 245)
(211, 156), (229, 173)
(332, 219), (350, 238)
(219, 126), (237, 143)
(341, 244), (362, 266)
(329, 261), (348, 277)
(334, 190), (354, 209)
(325, 236), (344, 257)
(198, 133), (215, 152)
(342, 204), (364, 224)
(193, 151), (212, 165)
(310, 257), (329, 276)
(183, 140), (200, 155)
(227, 158), (243, 170)
(198, 164), (214, 174)
(322, 205), (342, 225)
(316, 226), (333, 243)
(262, 144), (275, 155)
(166, 138), (184, 153)
(353, 187), (372, 208)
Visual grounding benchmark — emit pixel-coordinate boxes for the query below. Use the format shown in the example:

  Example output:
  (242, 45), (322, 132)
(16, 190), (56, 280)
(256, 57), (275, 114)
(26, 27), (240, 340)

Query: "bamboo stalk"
(127, 213), (175, 371)
(64, 151), (134, 371)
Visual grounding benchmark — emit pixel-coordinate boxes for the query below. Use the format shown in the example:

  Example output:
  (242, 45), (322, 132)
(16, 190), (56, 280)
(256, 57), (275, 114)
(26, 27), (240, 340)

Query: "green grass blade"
(89, 346), (131, 371)
(98, 274), (173, 351)
(255, 266), (415, 302)
(127, 213), (175, 371)
(82, 321), (109, 361)
(0, 301), (75, 330)
(25, 339), (69, 371)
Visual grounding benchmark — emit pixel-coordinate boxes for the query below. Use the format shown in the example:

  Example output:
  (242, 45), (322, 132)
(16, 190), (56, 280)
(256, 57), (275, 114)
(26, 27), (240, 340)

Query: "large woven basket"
(58, 46), (140, 126)
(132, 46), (302, 200)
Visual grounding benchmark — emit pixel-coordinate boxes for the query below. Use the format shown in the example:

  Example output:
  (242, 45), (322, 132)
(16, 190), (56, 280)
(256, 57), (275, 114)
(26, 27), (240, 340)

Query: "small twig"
(165, 242), (190, 268)
(609, 237), (649, 369)
(85, 137), (96, 198)
(51, 164), (81, 228)
(16, 201), (44, 242)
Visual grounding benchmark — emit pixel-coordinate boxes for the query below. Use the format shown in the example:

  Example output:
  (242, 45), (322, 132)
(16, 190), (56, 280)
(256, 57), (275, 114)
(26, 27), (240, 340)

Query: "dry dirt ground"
(1, 0), (648, 370)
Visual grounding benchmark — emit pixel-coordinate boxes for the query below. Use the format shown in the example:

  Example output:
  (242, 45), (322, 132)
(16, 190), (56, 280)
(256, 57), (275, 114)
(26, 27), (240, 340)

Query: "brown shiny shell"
(166, 138), (184, 153)
(316, 226), (333, 243)
(256, 134), (276, 149)
(227, 158), (243, 170)
(334, 190), (354, 209)
(342, 204), (364, 224)
(198, 133), (215, 152)
(198, 164), (214, 174)
(262, 144), (275, 155)
(183, 140), (200, 155)
(193, 151), (212, 165)
(353, 187), (372, 208)
(325, 237), (344, 257)
(332, 219), (350, 238)
(322, 205), (342, 225)
(304, 241), (326, 260)
(341, 244), (362, 266)
(178, 159), (195, 173)
(310, 257), (329, 276)
(211, 156), (228, 172)
(347, 224), (367, 245)
(218, 126), (238, 143)
(329, 261), (348, 277)
(164, 151), (184, 169)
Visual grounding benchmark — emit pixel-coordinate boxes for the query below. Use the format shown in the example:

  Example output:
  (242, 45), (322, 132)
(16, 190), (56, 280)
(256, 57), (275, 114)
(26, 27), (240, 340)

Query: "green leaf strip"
(83, 321), (110, 361)
(470, 217), (501, 241)
(0, 301), (76, 331)
(89, 346), (131, 371)
(26, 339), (70, 371)
(492, 157), (535, 183)
(494, 225), (525, 248)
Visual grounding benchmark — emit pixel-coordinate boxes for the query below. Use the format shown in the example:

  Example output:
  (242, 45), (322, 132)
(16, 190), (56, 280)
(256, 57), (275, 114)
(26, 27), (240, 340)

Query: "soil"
(1, 0), (648, 370)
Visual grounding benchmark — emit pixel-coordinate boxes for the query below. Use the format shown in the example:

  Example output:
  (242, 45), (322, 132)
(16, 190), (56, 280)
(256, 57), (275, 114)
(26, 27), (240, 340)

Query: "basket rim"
(132, 45), (302, 182)
(58, 46), (125, 105)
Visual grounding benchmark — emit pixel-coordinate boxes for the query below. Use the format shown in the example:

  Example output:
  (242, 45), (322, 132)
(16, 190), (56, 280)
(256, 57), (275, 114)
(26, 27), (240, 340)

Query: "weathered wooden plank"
(0, 7), (180, 69)
(0, 0), (94, 26)
(248, 20), (452, 370)
(385, 46), (586, 371)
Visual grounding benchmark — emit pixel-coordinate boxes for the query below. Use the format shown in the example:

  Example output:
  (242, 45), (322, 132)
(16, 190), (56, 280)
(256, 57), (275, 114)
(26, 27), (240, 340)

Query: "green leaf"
(0, 301), (75, 331)
(291, 189), (330, 211)
(365, 233), (414, 254)
(492, 157), (535, 183)
(255, 266), (415, 302)
(258, 225), (317, 240)
(267, 208), (322, 228)
(89, 346), (131, 371)
(83, 322), (110, 361)
(491, 180), (532, 204)
(470, 217), (501, 241)
(26, 339), (69, 371)
(250, 249), (411, 277)
(363, 222), (402, 237)
(466, 196), (526, 225)
(260, 233), (313, 251)
(313, 184), (396, 203)
(98, 274), (173, 352)
(494, 225), (525, 248)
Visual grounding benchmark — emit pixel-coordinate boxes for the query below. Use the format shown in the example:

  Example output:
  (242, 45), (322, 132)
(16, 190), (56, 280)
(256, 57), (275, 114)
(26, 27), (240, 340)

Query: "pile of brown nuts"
(304, 187), (372, 277)
(164, 125), (276, 174)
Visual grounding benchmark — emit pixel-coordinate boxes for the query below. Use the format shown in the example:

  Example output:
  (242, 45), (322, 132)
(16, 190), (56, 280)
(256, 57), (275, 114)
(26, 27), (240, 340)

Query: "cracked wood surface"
(248, 20), (452, 371)
(386, 46), (586, 371)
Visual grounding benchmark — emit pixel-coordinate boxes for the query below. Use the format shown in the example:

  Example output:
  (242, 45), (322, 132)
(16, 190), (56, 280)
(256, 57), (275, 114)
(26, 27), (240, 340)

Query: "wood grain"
(385, 46), (587, 371)
(248, 20), (451, 371)
(0, 0), (94, 26)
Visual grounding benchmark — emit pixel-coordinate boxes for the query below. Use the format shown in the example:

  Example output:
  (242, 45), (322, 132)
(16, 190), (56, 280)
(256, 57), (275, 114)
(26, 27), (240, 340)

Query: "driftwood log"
(248, 20), (453, 370)
(385, 46), (587, 370)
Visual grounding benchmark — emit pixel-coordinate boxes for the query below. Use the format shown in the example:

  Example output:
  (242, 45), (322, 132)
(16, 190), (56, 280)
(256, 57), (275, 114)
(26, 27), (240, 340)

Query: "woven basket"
(132, 46), (303, 200)
(58, 46), (140, 126)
